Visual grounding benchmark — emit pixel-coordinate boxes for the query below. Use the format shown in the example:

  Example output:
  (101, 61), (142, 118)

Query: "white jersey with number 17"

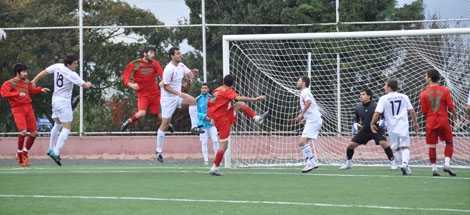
(46, 63), (85, 101)
(375, 91), (413, 135)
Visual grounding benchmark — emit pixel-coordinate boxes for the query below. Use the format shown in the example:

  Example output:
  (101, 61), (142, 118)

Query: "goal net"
(223, 28), (470, 168)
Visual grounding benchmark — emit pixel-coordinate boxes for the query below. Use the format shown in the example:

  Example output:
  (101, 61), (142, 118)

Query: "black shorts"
(352, 128), (386, 145)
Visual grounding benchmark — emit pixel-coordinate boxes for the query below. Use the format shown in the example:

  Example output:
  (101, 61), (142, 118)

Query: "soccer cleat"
(400, 166), (412, 176)
(16, 152), (24, 167)
(443, 167), (457, 177)
(301, 164), (317, 173)
(48, 152), (62, 166)
(390, 160), (398, 170)
(22, 151), (29, 167)
(432, 171), (441, 177)
(120, 119), (131, 131)
(254, 111), (270, 124)
(168, 123), (175, 133)
(339, 160), (352, 170)
(204, 161), (209, 166)
(209, 168), (223, 176)
(155, 152), (164, 163)
(190, 127), (205, 134)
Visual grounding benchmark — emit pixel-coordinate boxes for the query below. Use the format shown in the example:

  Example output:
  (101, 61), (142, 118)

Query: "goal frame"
(222, 27), (470, 168)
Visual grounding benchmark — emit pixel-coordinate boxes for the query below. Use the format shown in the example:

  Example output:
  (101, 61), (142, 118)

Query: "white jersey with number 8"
(46, 63), (85, 100)
(375, 91), (413, 136)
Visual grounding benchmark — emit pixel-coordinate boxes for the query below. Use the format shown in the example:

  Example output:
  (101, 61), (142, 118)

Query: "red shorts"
(11, 105), (37, 132)
(137, 94), (160, 115)
(213, 113), (236, 141)
(425, 123), (453, 145)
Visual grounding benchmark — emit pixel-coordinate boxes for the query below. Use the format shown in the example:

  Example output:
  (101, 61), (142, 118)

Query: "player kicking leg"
(293, 77), (322, 173)
(208, 75), (268, 176)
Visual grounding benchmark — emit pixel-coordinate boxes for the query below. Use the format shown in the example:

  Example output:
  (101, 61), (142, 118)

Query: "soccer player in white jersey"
(372, 79), (419, 175)
(293, 76), (322, 173)
(155, 47), (202, 162)
(32, 54), (93, 166)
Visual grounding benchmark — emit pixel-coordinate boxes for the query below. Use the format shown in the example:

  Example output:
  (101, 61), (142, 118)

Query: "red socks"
(239, 103), (256, 119)
(444, 142), (453, 158)
(17, 135), (25, 151)
(26, 136), (36, 150)
(429, 147), (437, 164)
(130, 114), (140, 123)
(213, 149), (226, 167)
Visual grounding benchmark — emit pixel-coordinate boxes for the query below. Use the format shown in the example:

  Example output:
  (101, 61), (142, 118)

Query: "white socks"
(156, 129), (165, 153)
(53, 127), (70, 155)
(188, 105), (198, 129)
(401, 148), (410, 167)
(302, 144), (316, 165)
(49, 123), (63, 151)
(200, 137), (209, 162)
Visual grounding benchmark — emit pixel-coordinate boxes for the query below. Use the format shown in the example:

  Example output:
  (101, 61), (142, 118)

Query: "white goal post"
(222, 28), (470, 168)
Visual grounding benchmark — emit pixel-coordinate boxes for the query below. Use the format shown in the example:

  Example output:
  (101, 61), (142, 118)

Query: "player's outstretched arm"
(235, 95), (265, 102)
(31, 69), (49, 85)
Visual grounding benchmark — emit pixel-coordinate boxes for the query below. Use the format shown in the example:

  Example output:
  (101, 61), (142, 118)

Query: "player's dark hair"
(140, 45), (156, 57)
(64, 54), (78, 66)
(14, 63), (28, 74)
(426, 69), (440, 83)
(300, 76), (310, 88)
(361, 88), (373, 99)
(168, 47), (180, 59)
(386, 79), (399, 91)
(223, 74), (235, 87)
(201, 82), (208, 86)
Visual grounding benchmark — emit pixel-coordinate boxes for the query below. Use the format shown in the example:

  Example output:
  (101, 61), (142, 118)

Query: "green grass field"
(0, 163), (469, 215)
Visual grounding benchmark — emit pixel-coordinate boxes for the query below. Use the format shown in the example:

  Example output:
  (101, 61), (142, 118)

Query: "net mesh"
(226, 30), (470, 167)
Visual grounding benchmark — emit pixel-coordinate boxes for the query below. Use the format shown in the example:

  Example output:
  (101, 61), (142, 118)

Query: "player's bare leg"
(379, 140), (395, 168)
(339, 142), (359, 170)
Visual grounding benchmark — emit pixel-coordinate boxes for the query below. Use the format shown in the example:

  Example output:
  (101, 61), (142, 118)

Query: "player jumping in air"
(156, 47), (203, 163)
(293, 76), (322, 173)
(32, 54), (93, 166)
(120, 46), (164, 131)
(1, 63), (50, 167)
(339, 89), (395, 170)
(196, 83), (220, 165)
(371, 79), (419, 175)
(419, 69), (456, 176)
(207, 74), (268, 176)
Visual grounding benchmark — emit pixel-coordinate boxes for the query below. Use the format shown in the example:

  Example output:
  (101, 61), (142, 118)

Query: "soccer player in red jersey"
(207, 74), (268, 176)
(419, 69), (456, 176)
(1, 63), (49, 167)
(120, 46), (164, 131)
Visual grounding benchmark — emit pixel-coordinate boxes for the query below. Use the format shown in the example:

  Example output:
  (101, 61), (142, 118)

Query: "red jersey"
(122, 58), (163, 96)
(1, 78), (43, 108)
(208, 85), (238, 120)
(419, 84), (455, 129)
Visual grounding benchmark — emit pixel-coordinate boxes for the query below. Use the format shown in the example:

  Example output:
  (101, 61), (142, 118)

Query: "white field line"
(0, 168), (468, 180)
(0, 194), (468, 213)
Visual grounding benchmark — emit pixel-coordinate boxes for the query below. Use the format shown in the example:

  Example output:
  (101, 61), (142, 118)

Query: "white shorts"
(301, 118), (322, 139)
(161, 96), (183, 119)
(199, 126), (219, 143)
(388, 132), (411, 150)
(51, 98), (73, 123)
